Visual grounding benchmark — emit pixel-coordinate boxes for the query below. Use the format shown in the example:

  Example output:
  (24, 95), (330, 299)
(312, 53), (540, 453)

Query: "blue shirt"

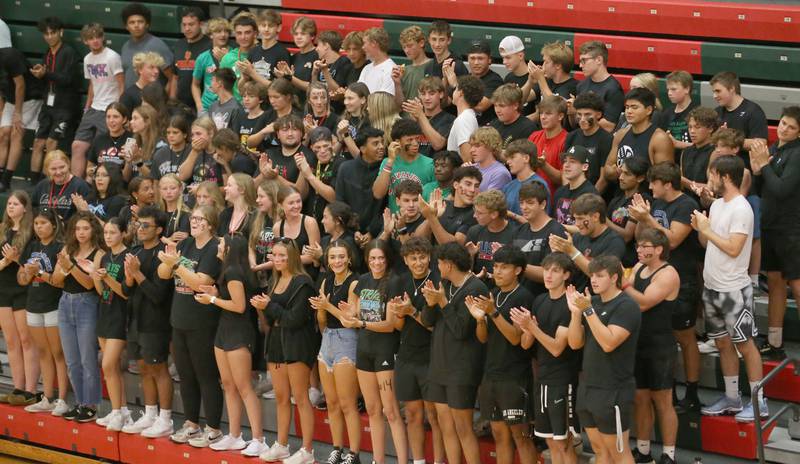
(501, 173), (551, 215)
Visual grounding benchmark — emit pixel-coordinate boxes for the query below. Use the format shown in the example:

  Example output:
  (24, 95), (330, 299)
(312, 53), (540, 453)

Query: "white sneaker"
(283, 447), (315, 464)
(51, 399), (70, 417)
(25, 396), (54, 413)
(242, 437), (268, 457)
(169, 363), (180, 382)
(169, 421), (200, 443)
(698, 339), (719, 354)
(254, 372), (273, 394)
(122, 412), (156, 434)
(107, 410), (133, 432)
(143, 416), (174, 438)
(209, 433), (246, 451)
(127, 359), (140, 374)
(188, 426), (223, 448)
(96, 410), (119, 427)
(262, 390), (276, 399)
(308, 387), (324, 407)
(259, 441), (291, 461)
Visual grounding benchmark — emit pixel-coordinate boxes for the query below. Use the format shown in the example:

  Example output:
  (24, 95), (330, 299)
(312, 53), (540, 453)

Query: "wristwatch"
(37, 269), (45, 277)
(582, 307), (595, 317)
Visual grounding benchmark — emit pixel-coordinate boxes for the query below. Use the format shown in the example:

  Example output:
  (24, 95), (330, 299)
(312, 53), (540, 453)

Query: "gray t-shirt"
(209, 97), (243, 130)
(121, 33), (174, 88)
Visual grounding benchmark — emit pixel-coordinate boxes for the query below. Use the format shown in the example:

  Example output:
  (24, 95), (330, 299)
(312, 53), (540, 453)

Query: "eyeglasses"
(578, 56), (598, 64)
(190, 216), (208, 223)
(138, 223), (155, 230)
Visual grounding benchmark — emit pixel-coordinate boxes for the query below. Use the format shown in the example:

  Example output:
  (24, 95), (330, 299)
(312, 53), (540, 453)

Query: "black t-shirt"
(32, 176), (92, 221)
(89, 131), (135, 168)
(565, 128), (613, 184)
(423, 55), (468, 79)
(418, 111), (456, 157)
(573, 227), (626, 292)
(307, 156), (345, 223)
(291, 49), (319, 104)
(576, 75), (624, 124)
(335, 157), (384, 236)
(513, 219), (567, 296)
(173, 36), (212, 108)
(582, 292), (640, 389)
(476, 70), (504, 126)
(503, 72), (532, 113)
(422, 274), (489, 386)
(354, 272), (400, 354)
(649, 193), (700, 285)
(151, 145), (190, 180)
(217, 266), (252, 332)
(318, 55), (353, 88)
(606, 191), (648, 267)
(484, 285), (533, 381)
(659, 100), (699, 157)
(531, 292), (580, 384)
(0, 230), (25, 288)
(393, 271), (439, 364)
(552, 180), (598, 226)
(437, 201), (475, 242)
(21, 240), (62, 314)
(681, 143), (714, 206)
(165, 209), (190, 239)
(0, 47), (45, 101)
(124, 243), (172, 333)
(190, 151), (224, 186)
(716, 99), (768, 166)
(490, 115), (538, 149)
(248, 42), (291, 83)
(88, 194), (127, 223)
(230, 110), (270, 153)
(266, 145), (317, 184)
(99, 249), (127, 313)
(230, 151), (258, 176)
(466, 221), (518, 275)
(119, 85), (143, 112)
(527, 77), (579, 118)
(170, 236), (222, 330)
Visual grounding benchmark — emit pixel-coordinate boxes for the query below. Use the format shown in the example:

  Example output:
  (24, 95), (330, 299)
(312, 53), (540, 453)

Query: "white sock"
(145, 405), (158, 417)
(749, 381), (764, 403)
(724, 375), (740, 400)
(159, 408), (171, 420)
(768, 327), (783, 347)
(121, 406), (129, 414)
(750, 274), (759, 286)
(413, 460), (426, 464)
(111, 408), (120, 416)
(663, 445), (675, 460)
(637, 440), (650, 455)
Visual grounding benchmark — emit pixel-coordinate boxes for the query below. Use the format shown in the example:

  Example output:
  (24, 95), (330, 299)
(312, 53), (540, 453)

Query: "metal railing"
(753, 356), (800, 464)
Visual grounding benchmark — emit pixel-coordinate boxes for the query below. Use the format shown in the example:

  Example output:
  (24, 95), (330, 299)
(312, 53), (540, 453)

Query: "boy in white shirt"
(358, 28), (396, 95)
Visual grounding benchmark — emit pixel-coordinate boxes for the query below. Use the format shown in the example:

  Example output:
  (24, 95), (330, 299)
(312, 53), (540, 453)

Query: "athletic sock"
(145, 404), (158, 417)
(663, 445), (676, 460)
(413, 460), (426, 464)
(750, 274), (759, 286)
(749, 381), (764, 403)
(768, 327), (783, 348)
(159, 408), (172, 420)
(687, 381), (699, 401)
(637, 440), (651, 455)
(724, 375), (740, 400)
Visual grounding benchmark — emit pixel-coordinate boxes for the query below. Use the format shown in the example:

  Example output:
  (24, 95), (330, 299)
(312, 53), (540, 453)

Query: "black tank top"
(278, 214), (310, 251)
(633, 263), (676, 355)
(617, 123), (658, 168)
(322, 272), (357, 329)
(64, 248), (98, 294)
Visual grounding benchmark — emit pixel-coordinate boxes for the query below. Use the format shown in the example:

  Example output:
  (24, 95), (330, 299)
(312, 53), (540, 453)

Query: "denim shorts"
(317, 327), (358, 371)
(27, 310), (60, 327)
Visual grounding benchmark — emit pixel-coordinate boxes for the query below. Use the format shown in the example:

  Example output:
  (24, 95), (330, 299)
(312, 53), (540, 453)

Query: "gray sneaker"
(735, 398), (769, 422)
(170, 421), (201, 443)
(187, 426), (223, 448)
(701, 394), (743, 416)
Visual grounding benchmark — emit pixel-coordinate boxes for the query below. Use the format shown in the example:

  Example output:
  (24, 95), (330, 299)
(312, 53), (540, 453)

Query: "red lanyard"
(48, 177), (71, 209)
(45, 47), (58, 91)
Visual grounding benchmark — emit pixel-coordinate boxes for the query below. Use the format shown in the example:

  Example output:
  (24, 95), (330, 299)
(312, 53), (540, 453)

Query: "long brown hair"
(65, 211), (105, 255)
(0, 191), (33, 250)
(268, 238), (308, 294)
(249, 179), (280, 251)
(133, 105), (162, 163)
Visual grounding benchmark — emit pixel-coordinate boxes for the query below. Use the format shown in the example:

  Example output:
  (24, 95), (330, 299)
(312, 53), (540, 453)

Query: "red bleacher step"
(118, 432), (256, 464)
(295, 406), (374, 452)
(762, 360), (800, 403)
(700, 415), (776, 460)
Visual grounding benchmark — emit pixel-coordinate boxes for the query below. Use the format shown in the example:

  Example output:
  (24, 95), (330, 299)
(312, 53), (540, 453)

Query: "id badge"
(46, 92), (55, 107)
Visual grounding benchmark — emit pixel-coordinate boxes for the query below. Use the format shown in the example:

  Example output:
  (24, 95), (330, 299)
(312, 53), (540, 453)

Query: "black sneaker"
(675, 396), (701, 414)
(340, 451), (361, 464)
(76, 406), (97, 423)
(62, 405), (81, 420)
(326, 448), (343, 464)
(657, 453), (676, 464)
(633, 449), (655, 464)
(759, 343), (787, 361)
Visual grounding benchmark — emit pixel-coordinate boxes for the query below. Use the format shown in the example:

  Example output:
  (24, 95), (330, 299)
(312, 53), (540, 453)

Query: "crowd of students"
(0, 3), (799, 464)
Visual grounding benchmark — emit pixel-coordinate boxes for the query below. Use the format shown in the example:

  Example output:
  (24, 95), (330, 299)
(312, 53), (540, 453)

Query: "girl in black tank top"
(273, 186), (321, 279)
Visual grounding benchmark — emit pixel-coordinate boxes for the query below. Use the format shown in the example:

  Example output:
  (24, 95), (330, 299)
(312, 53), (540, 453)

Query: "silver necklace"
(412, 271), (431, 296)
(495, 284), (520, 309)
(448, 273), (472, 300)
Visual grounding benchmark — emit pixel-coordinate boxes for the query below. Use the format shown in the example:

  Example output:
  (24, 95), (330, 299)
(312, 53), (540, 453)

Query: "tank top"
(616, 123), (658, 168)
(63, 248), (98, 294)
(278, 214), (310, 251)
(633, 263), (676, 355)
(322, 272), (357, 329)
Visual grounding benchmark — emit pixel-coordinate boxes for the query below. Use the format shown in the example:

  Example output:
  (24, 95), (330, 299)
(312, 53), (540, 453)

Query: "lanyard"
(45, 46), (59, 92)
(48, 177), (72, 209)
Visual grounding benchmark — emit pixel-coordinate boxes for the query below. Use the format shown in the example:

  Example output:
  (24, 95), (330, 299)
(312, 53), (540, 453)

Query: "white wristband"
(210, 296), (217, 305)
(570, 250), (582, 260)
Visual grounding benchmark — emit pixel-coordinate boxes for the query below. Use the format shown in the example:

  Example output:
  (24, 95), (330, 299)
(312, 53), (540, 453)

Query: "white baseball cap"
(499, 35), (524, 55)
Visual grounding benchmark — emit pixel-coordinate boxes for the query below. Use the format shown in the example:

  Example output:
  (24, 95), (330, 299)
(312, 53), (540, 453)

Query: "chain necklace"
(330, 271), (352, 301)
(495, 284), (520, 309)
(412, 271), (431, 297)
(447, 273), (472, 300)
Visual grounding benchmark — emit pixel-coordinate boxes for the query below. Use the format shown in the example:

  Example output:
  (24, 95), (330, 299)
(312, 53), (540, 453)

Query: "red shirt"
(529, 128), (567, 190)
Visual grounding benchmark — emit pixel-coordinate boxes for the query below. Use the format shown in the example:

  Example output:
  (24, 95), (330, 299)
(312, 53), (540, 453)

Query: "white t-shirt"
(703, 194), (753, 292)
(358, 58), (396, 95)
(0, 19), (11, 48)
(84, 48), (124, 111)
(447, 109), (478, 152)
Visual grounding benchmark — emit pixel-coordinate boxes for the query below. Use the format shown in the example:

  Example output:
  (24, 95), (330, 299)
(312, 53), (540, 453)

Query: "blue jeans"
(58, 292), (101, 406)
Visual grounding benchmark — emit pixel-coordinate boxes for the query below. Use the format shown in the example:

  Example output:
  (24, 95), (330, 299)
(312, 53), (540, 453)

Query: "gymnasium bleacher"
(0, 0), (798, 462)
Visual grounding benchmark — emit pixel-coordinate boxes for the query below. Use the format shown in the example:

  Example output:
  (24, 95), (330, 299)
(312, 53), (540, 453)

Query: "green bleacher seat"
(701, 42), (800, 83)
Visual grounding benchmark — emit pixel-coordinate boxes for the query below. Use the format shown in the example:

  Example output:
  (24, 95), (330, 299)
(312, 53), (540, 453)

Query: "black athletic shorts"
(355, 346), (395, 372)
(128, 331), (171, 365)
(672, 283), (700, 330)
(576, 383), (634, 435)
(478, 378), (530, 425)
(0, 286), (27, 310)
(534, 381), (579, 440)
(428, 381), (478, 410)
(36, 107), (75, 141)
(634, 353), (676, 391)
(762, 229), (800, 281)
(394, 360), (430, 402)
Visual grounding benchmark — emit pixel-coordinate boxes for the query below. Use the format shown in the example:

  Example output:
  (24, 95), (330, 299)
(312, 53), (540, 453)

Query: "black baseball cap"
(466, 39), (491, 57)
(560, 145), (591, 164)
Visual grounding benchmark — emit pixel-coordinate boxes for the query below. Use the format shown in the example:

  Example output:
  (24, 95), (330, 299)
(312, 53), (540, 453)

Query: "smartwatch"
(582, 307), (595, 317)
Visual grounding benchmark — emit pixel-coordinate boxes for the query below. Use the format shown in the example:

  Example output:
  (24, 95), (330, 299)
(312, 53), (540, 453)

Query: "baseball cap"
(499, 36), (524, 55)
(467, 39), (491, 56)
(560, 145), (591, 164)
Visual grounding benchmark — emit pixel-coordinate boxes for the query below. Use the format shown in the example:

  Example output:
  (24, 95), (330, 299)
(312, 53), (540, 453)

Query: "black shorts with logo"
(534, 381), (579, 440)
(478, 378), (530, 425)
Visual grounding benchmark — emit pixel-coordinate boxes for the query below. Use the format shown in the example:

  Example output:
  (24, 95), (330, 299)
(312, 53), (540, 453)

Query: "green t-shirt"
(192, 50), (219, 111)
(219, 48), (249, 103)
(401, 61), (428, 100)
(379, 154), (435, 212)
(422, 181), (452, 202)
